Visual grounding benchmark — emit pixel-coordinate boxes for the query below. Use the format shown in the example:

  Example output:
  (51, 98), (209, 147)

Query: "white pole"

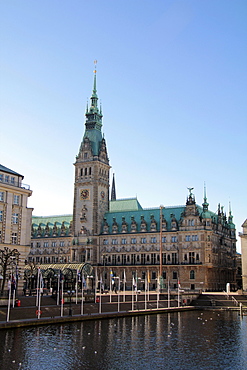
(12, 287), (15, 308)
(94, 268), (97, 304)
(123, 270), (126, 303)
(81, 284), (84, 315)
(145, 277), (147, 310)
(147, 270), (150, 302)
(178, 278), (180, 308)
(157, 277), (159, 309)
(6, 281), (11, 322)
(168, 277), (170, 308)
(36, 269), (40, 307)
(132, 277), (134, 311)
(76, 272), (78, 305)
(60, 281), (64, 317)
(57, 273), (60, 306)
(38, 273), (42, 319)
(99, 276), (102, 314)
(118, 278), (120, 312)
(110, 275), (112, 303)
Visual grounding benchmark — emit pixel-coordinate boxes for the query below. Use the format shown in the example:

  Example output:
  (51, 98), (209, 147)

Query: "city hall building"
(29, 69), (237, 292)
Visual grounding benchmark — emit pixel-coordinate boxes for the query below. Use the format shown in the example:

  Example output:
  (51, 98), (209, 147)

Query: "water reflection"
(0, 311), (246, 370)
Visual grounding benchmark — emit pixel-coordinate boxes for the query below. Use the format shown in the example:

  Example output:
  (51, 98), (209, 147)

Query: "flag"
(82, 273), (87, 289)
(178, 279), (181, 289)
(132, 276), (136, 291)
(77, 269), (81, 282)
(147, 270), (150, 284)
(123, 270), (126, 284)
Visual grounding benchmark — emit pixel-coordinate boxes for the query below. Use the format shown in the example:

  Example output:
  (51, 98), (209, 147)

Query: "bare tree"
(0, 247), (20, 295)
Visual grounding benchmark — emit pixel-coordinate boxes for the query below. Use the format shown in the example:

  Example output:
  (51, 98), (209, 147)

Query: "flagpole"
(157, 275), (159, 309)
(110, 270), (112, 303)
(117, 277), (120, 312)
(81, 274), (84, 315)
(178, 277), (180, 308)
(36, 268), (40, 307)
(99, 275), (102, 314)
(38, 272), (42, 319)
(168, 276), (170, 308)
(94, 268), (98, 304)
(123, 270), (126, 303)
(6, 280), (11, 322)
(145, 277), (147, 310)
(60, 280), (64, 317)
(57, 272), (60, 306)
(76, 271), (78, 305)
(132, 277), (134, 310)
(12, 282), (15, 308)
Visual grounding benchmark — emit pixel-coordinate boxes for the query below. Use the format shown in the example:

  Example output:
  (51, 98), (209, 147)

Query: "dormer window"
(84, 152), (88, 159)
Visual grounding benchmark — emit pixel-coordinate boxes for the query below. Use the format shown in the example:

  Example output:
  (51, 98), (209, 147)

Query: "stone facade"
(0, 165), (33, 291)
(28, 70), (237, 292)
(240, 220), (247, 292)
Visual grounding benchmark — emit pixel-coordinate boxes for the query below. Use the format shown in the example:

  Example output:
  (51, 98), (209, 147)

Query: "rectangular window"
(189, 252), (195, 264)
(44, 242), (49, 248)
(13, 195), (19, 205)
(11, 177), (15, 184)
(151, 253), (156, 264)
(0, 174), (3, 182)
(141, 254), (146, 264)
(112, 239), (118, 245)
(162, 271), (166, 279)
(192, 235), (198, 241)
(141, 237), (146, 244)
(103, 239), (108, 245)
(60, 241), (65, 247)
(112, 254), (116, 265)
(172, 253), (177, 264)
(121, 238), (127, 244)
(52, 241), (56, 247)
(131, 238), (136, 244)
(185, 235), (190, 242)
(162, 236), (166, 243)
(131, 254), (136, 265)
(5, 175), (9, 183)
(12, 213), (19, 224)
(151, 237), (157, 243)
(173, 271), (177, 280)
(122, 254), (126, 264)
(0, 210), (3, 222)
(12, 232), (17, 244)
(0, 192), (4, 202)
(151, 271), (156, 280)
(171, 236), (177, 243)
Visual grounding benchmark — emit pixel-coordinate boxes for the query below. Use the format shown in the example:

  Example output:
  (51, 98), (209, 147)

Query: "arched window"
(190, 270), (195, 279)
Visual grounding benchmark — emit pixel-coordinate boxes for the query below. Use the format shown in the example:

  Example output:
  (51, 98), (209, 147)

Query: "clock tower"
(72, 65), (110, 262)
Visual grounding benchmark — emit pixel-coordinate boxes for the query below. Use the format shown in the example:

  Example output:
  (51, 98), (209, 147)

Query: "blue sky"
(0, 0), (246, 251)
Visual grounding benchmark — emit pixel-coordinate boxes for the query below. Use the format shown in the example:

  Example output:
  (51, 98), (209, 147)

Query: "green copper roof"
(110, 198), (143, 212)
(32, 215), (72, 228)
(104, 202), (185, 233)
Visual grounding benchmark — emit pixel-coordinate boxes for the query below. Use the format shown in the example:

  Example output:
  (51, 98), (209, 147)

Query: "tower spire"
(111, 173), (116, 201)
(202, 182), (209, 212)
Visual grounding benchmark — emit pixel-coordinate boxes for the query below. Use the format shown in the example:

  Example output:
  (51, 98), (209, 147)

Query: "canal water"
(0, 310), (246, 370)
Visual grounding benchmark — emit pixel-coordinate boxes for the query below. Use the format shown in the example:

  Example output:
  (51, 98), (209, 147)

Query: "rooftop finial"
(94, 60), (97, 73)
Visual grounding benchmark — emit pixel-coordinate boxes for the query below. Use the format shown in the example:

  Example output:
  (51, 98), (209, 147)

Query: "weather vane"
(94, 60), (97, 73)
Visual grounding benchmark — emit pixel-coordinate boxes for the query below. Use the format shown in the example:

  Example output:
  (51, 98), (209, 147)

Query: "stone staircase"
(191, 293), (247, 309)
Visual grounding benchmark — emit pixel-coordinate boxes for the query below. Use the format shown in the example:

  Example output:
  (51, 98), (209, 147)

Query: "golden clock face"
(80, 189), (90, 200)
